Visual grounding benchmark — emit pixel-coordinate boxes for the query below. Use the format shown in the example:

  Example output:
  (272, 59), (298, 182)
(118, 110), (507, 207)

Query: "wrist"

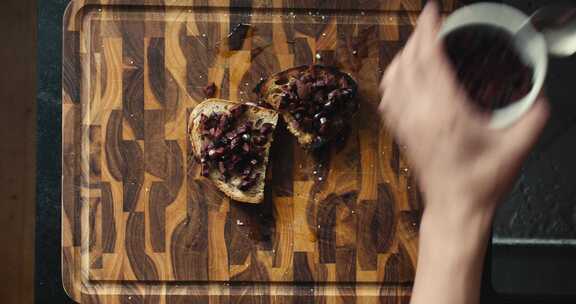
(423, 189), (497, 229)
(419, 193), (495, 257)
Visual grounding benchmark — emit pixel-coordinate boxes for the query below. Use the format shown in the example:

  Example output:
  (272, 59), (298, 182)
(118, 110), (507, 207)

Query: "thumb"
(500, 98), (549, 156)
(418, 0), (441, 37)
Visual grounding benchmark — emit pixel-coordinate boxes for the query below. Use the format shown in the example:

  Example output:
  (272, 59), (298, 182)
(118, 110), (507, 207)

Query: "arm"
(378, 3), (549, 304)
(411, 197), (493, 304)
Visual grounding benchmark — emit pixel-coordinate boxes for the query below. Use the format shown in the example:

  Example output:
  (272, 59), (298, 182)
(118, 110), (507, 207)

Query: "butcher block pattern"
(62, 0), (455, 302)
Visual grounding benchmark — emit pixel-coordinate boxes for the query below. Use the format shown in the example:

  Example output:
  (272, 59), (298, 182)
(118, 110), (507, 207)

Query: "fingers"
(381, 0), (442, 92)
(378, 56), (410, 131)
(380, 54), (400, 94)
(403, 1), (442, 61)
(378, 1), (444, 132)
(416, 1), (441, 42)
(500, 98), (550, 156)
(379, 52), (402, 117)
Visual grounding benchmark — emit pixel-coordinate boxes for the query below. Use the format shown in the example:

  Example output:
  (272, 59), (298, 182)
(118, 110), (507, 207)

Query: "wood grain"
(62, 0), (457, 302)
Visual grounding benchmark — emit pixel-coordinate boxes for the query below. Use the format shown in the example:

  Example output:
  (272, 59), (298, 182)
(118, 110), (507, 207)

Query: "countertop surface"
(493, 0), (576, 244)
(36, 0), (575, 303)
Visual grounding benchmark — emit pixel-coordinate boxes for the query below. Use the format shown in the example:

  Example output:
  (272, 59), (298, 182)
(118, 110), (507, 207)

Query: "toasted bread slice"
(188, 99), (278, 204)
(255, 65), (358, 148)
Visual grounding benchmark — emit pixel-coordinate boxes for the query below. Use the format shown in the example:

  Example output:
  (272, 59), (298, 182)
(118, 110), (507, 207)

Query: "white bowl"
(439, 3), (548, 129)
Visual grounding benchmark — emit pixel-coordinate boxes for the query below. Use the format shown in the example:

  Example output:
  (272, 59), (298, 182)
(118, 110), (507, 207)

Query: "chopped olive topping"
(274, 67), (357, 146)
(199, 104), (275, 190)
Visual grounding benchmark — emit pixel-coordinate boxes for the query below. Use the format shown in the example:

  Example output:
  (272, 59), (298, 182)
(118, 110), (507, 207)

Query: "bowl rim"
(439, 2), (548, 129)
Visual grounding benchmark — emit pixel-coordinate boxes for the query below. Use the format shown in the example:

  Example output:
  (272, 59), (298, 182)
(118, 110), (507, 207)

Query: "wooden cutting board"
(62, 0), (456, 303)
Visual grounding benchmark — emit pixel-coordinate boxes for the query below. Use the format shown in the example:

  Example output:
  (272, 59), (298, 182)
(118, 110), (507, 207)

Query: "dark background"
(0, 0), (36, 303)
(494, 0), (576, 244)
(0, 0), (573, 303)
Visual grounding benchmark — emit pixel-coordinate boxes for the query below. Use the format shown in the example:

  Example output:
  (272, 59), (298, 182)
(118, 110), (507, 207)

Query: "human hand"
(378, 2), (549, 219)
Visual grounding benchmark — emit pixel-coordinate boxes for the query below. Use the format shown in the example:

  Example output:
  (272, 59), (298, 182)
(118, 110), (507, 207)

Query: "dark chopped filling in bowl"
(273, 68), (357, 146)
(199, 104), (275, 191)
(444, 25), (533, 111)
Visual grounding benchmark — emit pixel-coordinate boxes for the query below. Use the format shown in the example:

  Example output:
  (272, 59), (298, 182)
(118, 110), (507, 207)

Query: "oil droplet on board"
(322, 33), (327, 37)
(352, 50), (358, 55)
(309, 233), (317, 241)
